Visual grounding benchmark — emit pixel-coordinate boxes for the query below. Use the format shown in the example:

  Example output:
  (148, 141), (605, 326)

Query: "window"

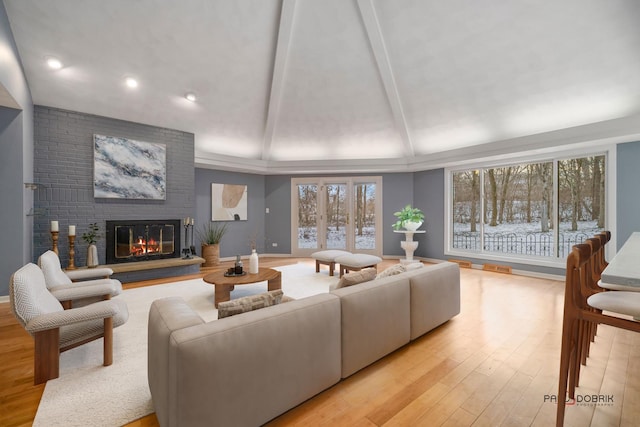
(449, 154), (606, 263)
(291, 177), (382, 256)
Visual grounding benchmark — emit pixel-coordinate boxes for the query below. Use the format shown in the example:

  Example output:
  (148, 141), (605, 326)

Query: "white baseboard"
(419, 257), (564, 281)
(0, 295), (9, 304)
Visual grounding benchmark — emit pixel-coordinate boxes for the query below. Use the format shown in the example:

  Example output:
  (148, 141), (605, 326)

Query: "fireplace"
(105, 219), (181, 264)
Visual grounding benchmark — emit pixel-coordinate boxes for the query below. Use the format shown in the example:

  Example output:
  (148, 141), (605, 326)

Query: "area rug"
(33, 263), (337, 427)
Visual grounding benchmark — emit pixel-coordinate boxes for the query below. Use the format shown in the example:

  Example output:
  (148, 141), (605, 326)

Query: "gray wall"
(234, 173), (414, 257)
(33, 106), (195, 268)
(265, 175), (292, 254)
(617, 141), (640, 249)
(382, 173), (414, 256)
(413, 169), (445, 259)
(0, 2), (34, 297)
(195, 169), (266, 258)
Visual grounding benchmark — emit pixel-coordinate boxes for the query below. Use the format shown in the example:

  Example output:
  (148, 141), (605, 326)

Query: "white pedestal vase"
(249, 249), (259, 274)
(402, 220), (423, 231)
(393, 230), (426, 264)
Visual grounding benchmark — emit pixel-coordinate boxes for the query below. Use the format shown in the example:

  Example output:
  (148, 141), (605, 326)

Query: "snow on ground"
(453, 220), (603, 257)
(298, 226), (375, 250)
(296, 220), (603, 257)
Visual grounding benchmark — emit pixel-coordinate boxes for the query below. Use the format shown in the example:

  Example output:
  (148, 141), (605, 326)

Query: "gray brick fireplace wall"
(32, 106), (195, 276)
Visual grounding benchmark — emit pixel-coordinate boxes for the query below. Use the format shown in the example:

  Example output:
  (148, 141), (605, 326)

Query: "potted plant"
(198, 222), (228, 267)
(392, 205), (425, 231)
(81, 222), (101, 267)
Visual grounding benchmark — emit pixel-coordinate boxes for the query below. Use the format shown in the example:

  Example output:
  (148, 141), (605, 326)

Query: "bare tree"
(487, 169), (498, 226)
(538, 163), (551, 232)
(526, 164), (533, 223)
(498, 167), (513, 224)
(470, 170), (479, 232)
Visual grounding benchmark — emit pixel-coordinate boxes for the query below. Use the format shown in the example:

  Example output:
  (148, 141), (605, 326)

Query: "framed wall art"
(211, 183), (247, 221)
(93, 134), (166, 200)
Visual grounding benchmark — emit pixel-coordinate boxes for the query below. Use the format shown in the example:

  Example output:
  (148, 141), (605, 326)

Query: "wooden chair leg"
(103, 317), (113, 366)
(557, 317), (577, 427)
(34, 328), (60, 385)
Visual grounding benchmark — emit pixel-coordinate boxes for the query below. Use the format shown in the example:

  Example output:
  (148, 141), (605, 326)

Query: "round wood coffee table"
(203, 267), (282, 307)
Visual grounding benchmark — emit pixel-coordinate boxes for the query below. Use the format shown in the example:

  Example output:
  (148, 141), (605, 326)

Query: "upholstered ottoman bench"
(311, 250), (352, 276)
(335, 254), (383, 277)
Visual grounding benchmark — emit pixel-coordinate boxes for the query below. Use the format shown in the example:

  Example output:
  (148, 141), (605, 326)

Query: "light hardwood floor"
(2, 258), (640, 426)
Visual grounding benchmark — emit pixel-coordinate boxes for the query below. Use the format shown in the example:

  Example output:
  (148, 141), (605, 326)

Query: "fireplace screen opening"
(106, 220), (181, 263)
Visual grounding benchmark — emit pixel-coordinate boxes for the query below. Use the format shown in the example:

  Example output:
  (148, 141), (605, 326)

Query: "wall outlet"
(272, 242), (278, 247)
(265, 207), (270, 213)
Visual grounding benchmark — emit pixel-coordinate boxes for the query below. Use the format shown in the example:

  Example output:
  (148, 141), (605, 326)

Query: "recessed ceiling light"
(125, 77), (138, 88)
(46, 57), (63, 70)
(185, 93), (197, 102)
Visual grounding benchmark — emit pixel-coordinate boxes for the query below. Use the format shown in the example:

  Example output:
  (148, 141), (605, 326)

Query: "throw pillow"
(334, 268), (377, 289)
(217, 289), (284, 319)
(376, 263), (406, 279)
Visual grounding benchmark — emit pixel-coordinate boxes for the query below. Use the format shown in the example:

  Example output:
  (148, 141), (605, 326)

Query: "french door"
(291, 176), (382, 256)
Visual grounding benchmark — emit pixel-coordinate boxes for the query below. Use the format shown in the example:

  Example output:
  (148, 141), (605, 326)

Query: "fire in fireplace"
(105, 219), (181, 264)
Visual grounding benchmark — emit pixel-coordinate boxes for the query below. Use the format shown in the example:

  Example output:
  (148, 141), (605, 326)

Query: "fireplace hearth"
(105, 219), (181, 264)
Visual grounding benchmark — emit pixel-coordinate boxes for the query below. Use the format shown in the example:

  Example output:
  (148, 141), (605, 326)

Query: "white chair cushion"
(38, 250), (73, 288)
(311, 250), (352, 262)
(65, 267), (114, 281)
(335, 254), (382, 268)
(597, 279), (640, 292)
(10, 263), (63, 327)
(587, 291), (640, 318)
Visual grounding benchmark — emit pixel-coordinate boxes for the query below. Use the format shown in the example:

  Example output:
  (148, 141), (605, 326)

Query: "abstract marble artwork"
(94, 134), (166, 200)
(211, 183), (247, 220)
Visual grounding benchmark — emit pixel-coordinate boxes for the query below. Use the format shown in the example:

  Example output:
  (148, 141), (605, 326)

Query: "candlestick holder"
(67, 235), (76, 270)
(51, 231), (59, 255)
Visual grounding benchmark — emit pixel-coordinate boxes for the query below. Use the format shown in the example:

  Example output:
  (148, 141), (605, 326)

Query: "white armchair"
(38, 250), (122, 308)
(9, 263), (129, 384)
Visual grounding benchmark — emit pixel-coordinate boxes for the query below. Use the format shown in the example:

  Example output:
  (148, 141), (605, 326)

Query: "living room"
(3, 1), (640, 426)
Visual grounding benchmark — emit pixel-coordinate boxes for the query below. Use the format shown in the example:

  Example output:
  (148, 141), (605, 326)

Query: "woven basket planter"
(201, 243), (220, 267)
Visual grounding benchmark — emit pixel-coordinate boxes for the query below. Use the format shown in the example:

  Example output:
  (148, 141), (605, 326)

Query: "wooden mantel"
(98, 256), (205, 274)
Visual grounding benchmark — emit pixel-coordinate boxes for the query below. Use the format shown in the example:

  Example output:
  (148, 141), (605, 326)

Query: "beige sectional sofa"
(147, 261), (460, 427)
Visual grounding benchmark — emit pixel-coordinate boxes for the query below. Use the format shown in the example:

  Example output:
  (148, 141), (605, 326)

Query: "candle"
(51, 221), (59, 232)
(69, 225), (76, 236)
(190, 218), (195, 226)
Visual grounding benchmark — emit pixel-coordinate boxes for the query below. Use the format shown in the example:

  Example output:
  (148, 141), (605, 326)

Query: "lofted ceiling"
(4, 0), (640, 174)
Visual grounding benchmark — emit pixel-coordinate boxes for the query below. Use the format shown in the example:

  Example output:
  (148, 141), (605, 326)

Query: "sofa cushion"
(332, 276), (411, 378)
(405, 262), (460, 340)
(334, 268), (377, 290)
(217, 289), (284, 319)
(376, 263), (406, 279)
(165, 293), (342, 427)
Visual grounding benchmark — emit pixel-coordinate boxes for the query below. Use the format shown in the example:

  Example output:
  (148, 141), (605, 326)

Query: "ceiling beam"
(262, 0), (296, 161)
(357, 0), (414, 157)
